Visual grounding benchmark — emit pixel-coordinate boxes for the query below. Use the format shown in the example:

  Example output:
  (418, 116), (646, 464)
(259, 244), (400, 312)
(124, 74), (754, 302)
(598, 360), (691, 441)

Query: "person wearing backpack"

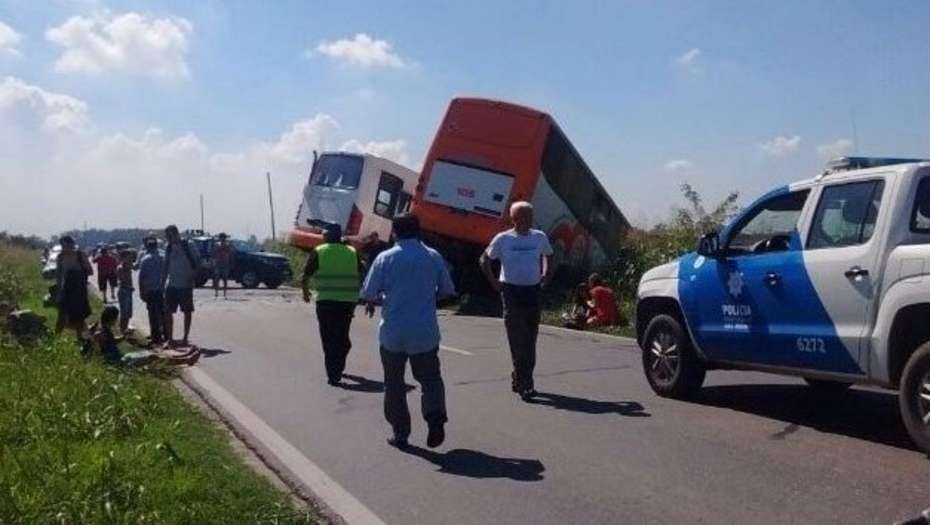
(161, 225), (200, 348)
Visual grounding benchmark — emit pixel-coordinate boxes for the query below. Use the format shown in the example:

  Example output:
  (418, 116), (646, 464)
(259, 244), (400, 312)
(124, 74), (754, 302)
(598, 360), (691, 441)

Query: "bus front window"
(311, 154), (364, 190)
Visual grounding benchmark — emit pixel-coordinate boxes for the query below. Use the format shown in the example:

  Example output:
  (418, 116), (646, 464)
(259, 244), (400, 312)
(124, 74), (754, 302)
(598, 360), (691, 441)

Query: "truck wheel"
(264, 279), (282, 290)
(241, 271), (260, 289)
(804, 378), (853, 391)
(642, 314), (705, 399)
(899, 342), (930, 453)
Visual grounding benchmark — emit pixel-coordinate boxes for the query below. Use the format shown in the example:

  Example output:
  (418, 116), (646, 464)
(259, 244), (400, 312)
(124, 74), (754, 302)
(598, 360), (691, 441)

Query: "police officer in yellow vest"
(301, 223), (365, 386)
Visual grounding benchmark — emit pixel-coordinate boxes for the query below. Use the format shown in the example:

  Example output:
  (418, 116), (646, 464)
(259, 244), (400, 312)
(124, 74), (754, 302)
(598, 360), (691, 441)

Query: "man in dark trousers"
(480, 201), (553, 401)
(361, 214), (456, 449)
(302, 223), (364, 386)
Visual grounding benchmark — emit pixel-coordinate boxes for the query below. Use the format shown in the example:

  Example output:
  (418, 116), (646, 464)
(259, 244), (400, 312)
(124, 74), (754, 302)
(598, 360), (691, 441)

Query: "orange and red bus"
(413, 97), (629, 285)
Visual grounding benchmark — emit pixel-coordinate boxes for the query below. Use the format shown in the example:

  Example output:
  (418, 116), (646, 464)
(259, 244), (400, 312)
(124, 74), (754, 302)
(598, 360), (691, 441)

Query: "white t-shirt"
(485, 228), (553, 286)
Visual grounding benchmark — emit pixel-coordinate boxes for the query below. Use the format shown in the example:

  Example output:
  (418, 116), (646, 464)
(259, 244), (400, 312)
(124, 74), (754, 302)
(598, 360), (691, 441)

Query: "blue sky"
(1, 0), (929, 236)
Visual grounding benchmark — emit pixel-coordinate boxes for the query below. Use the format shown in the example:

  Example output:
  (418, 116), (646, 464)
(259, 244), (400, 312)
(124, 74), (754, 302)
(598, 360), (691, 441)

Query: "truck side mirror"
(697, 231), (721, 257)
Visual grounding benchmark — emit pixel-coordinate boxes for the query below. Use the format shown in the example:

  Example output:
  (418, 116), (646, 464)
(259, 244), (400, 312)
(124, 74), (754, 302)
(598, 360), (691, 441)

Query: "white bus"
(288, 152), (418, 251)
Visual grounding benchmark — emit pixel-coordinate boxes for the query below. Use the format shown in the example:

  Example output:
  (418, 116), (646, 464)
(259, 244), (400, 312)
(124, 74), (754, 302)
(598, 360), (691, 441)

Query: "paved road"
(133, 286), (927, 525)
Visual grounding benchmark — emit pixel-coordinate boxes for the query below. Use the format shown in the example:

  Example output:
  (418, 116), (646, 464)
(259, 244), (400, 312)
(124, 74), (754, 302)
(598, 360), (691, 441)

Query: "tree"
(673, 183), (739, 235)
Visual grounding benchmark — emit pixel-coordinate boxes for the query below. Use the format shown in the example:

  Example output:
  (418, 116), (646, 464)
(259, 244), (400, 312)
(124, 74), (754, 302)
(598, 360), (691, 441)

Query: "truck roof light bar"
(825, 156), (930, 174)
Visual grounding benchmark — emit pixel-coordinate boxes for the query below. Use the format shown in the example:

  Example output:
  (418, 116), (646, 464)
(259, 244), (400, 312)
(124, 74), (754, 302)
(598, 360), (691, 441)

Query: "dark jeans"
(380, 348), (447, 439)
(316, 300), (356, 381)
(142, 290), (166, 343)
(502, 284), (542, 392)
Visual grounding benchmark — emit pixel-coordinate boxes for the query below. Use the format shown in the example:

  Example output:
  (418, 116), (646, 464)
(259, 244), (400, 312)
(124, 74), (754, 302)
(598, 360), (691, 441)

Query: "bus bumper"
(288, 228), (325, 251)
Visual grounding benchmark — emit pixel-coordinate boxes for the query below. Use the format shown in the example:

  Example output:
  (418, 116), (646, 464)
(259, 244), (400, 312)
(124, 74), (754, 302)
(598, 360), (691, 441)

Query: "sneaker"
(426, 423), (445, 448)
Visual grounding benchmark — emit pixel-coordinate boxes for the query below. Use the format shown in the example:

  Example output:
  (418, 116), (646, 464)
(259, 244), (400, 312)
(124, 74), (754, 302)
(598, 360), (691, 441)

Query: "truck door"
(797, 178), (887, 375)
(687, 189), (811, 366)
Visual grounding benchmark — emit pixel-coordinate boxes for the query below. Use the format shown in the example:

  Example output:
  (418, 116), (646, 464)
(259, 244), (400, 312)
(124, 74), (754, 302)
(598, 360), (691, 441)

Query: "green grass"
(0, 243), (318, 524)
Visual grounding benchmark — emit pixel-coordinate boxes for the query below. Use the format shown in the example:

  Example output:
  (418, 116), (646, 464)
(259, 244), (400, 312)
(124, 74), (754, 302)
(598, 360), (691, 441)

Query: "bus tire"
(899, 342), (930, 454)
(641, 314), (705, 399)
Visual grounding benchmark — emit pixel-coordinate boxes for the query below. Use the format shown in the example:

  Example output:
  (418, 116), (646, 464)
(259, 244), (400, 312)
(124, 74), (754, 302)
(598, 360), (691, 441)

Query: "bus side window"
(374, 171), (404, 218)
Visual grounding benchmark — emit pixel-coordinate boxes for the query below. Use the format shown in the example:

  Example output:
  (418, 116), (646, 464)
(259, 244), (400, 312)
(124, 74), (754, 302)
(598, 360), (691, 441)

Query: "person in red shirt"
(586, 273), (618, 327)
(92, 246), (119, 303)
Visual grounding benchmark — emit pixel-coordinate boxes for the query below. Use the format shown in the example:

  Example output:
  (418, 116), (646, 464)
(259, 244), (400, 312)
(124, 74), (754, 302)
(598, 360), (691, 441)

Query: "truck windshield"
(311, 154), (364, 190)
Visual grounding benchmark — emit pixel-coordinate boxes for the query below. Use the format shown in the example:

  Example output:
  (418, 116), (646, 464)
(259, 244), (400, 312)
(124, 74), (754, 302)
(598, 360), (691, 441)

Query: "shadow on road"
(198, 347), (232, 359)
(692, 384), (917, 451)
(527, 392), (651, 417)
(340, 374), (414, 393)
(401, 446), (545, 481)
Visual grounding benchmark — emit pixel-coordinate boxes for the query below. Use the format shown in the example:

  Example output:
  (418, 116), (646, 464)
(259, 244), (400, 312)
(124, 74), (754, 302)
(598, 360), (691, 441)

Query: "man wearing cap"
(301, 224), (365, 386)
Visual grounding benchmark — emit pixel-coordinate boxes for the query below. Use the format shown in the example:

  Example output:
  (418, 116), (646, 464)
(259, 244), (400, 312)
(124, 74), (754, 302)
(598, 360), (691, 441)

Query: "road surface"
(132, 286), (927, 525)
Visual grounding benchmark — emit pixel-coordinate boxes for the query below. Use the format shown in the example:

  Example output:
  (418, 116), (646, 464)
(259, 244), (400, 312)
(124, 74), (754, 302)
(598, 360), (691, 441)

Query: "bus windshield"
(311, 154), (364, 190)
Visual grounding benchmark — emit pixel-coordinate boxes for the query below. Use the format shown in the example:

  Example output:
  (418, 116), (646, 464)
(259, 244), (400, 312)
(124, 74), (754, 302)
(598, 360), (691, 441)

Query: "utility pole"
(266, 172), (276, 241)
(200, 194), (205, 232)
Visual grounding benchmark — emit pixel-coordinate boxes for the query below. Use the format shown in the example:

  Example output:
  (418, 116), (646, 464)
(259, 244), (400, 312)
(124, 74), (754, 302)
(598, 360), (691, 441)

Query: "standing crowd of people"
(53, 201), (619, 449)
(53, 225), (205, 363)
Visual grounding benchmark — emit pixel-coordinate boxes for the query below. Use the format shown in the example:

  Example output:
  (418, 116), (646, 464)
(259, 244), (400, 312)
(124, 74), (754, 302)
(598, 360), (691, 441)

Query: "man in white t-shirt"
(480, 201), (553, 401)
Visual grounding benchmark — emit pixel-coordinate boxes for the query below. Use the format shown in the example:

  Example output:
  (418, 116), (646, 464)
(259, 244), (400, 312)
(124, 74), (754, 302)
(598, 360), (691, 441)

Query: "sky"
(1, 0), (929, 239)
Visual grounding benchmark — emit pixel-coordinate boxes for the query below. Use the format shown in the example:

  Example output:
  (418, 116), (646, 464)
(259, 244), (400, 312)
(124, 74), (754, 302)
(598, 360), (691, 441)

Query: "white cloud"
(0, 20), (22, 57)
(759, 135), (801, 158)
(0, 77), (415, 238)
(340, 138), (410, 166)
(816, 138), (853, 161)
(664, 159), (694, 172)
(0, 76), (89, 132)
(45, 12), (193, 79)
(674, 48), (703, 75)
(313, 33), (408, 69)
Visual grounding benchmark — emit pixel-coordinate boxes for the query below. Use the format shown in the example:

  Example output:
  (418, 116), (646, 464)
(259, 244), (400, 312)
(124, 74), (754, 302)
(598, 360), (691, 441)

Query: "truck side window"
(374, 171), (403, 218)
(808, 180), (884, 249)
(726, 190), (809, 255)
(910, 177), (930, 233)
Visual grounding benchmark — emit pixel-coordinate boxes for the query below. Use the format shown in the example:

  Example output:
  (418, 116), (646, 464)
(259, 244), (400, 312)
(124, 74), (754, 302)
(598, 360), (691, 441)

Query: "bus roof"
(450, 97), (550, 120)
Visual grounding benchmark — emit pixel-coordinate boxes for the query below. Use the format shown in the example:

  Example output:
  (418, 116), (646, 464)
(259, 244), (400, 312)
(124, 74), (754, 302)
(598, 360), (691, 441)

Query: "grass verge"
(0, 242), (318, 524)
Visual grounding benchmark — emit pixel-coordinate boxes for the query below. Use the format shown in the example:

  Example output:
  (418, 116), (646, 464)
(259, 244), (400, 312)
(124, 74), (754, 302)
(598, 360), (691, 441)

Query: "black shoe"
(520, 388), (537, 402)
(426, 424), (445, 449)
(386, 435), (409, 449)
(327, 377), (342, 387)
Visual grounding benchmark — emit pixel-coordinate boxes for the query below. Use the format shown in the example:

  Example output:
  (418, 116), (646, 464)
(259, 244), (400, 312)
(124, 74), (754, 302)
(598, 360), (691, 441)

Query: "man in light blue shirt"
(361, 214), (456, 449)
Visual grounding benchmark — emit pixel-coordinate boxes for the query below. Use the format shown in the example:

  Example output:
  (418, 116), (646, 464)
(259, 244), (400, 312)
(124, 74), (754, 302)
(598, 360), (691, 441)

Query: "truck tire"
(899, 342), (930, 453)
(803, 378), (853, 391)
(642, 314), (706, 399)
(240, 271), (260, 289)
(264, 279), (282, 290)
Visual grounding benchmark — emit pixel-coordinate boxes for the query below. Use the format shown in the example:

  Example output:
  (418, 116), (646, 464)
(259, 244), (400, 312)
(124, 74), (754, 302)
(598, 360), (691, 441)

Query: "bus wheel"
(899, 342), (930, 453)
(642, 314), (705, 399)
(240, 271), (260, 289)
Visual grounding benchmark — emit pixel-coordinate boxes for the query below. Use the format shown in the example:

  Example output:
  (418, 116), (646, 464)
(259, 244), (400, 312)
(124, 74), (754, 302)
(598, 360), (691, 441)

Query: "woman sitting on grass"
(92, 306), (201, 367)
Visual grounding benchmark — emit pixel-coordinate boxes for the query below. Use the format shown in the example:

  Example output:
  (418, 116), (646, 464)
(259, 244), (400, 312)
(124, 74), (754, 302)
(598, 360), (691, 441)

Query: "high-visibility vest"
(314, 243), (359, 303)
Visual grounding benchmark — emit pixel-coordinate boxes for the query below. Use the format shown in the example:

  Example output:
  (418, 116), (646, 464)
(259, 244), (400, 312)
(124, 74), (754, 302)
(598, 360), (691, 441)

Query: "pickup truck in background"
(636, 156), (930, 452)
(189, 235), (293, 289)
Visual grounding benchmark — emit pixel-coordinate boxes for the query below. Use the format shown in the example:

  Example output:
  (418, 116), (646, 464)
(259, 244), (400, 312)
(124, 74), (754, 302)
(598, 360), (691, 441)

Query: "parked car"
(636, 156), (930, 453)
(41, 244), (62, 280)
(188, 236), (293, 289)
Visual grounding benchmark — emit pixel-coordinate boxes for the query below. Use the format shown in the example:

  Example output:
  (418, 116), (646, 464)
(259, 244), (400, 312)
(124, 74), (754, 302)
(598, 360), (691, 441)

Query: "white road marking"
(440, 344), (474, 356)
(183, 367), (386, 525)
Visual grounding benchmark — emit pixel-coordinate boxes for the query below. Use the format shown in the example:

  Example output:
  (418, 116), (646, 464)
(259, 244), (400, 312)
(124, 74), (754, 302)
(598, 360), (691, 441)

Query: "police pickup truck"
(636, 157), (930, 452)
